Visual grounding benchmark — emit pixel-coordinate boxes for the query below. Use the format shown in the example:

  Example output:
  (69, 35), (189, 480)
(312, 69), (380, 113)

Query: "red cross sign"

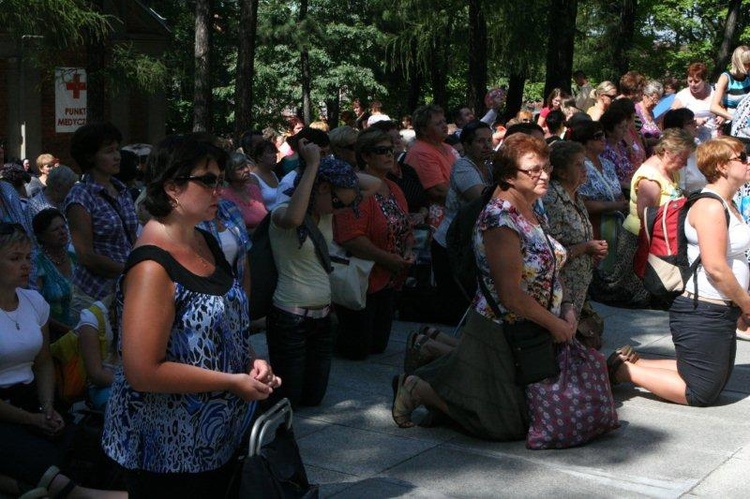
(66, 73), (87, 99)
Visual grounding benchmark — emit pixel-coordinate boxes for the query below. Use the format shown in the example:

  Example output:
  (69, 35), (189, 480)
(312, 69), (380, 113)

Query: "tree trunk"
(235, 0), (259, 137)
(467, 0), (488, 115)
(504, 73), (526, 122)
(326, 96), (339, 128)
(712, 0), (743, 80)
(300, 0), (312, 124)
(193, 0), (212, 132)
(430, 25), (450, 109)
(543, 0), (577, 98)
(612, 0), (636, 76)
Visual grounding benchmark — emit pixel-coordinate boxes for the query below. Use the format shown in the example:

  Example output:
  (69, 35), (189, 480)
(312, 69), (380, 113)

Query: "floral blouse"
(471, 197), (567, 324)
(543, 181), (594, 317)
(602, 142), (634, 185)
(578, 157), (621, 202)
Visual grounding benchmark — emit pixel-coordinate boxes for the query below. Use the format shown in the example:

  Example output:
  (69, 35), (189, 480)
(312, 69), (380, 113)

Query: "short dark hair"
(251, 140), (277, 162)
(240, 130), (263, 154)
(663, 108), (695, 130)
(356, 128), (392, 168)
(504, 122), (544, 139)
(460, 120), (491, 146)
(70, 122), (123, 173)
(144, 133), (228, 218)
(369, 120), (399, 133)
(599, 108), (628, 135)
(115, 149), (141, 184)
(549, 141), (585, 182)
(569, 120), (604, 144)
(32, 207), (65, 237)
(545, 110), (566, 134)
(608, 98), (635, 120)
(413, 104), (444, 138)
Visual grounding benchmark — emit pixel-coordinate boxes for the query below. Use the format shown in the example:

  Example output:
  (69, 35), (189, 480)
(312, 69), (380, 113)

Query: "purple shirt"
(64, 176), (138, 300)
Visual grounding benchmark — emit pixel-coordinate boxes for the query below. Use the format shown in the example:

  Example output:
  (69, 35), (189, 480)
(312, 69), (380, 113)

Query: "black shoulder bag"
(478, 223), (559, 386)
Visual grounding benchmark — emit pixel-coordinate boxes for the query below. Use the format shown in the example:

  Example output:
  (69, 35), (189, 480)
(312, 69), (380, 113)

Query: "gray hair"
(46, 165), (79, 192)
(643, 80), (664, 99)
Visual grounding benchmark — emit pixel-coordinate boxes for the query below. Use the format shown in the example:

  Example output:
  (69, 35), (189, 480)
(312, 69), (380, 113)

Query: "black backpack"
(248, 213), (277, 320)
(445, 187), (494, 301)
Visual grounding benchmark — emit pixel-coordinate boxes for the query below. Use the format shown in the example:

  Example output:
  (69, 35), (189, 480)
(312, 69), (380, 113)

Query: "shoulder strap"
(303, 214), (333, 274)
(685, 190), (730, 305)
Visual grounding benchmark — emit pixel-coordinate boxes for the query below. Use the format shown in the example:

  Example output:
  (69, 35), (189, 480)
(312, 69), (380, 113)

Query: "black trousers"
(336, 286), (396, 360)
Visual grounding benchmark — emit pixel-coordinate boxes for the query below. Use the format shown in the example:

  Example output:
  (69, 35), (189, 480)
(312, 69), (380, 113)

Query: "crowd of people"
(1, 45), (750, 497)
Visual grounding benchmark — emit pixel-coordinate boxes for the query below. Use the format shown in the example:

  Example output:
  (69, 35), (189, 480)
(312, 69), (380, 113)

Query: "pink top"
(220, 184), (268, 231)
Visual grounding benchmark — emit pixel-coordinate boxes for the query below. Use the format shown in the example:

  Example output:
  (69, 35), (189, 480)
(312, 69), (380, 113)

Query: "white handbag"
(329, 242), (375, 310)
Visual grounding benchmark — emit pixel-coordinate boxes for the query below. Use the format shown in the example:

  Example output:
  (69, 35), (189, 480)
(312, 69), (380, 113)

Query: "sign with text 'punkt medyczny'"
(55, 67), (87, 133)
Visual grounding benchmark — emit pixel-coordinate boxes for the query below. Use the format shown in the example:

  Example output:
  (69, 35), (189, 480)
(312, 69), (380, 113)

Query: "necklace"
(161, 223), (213, 271)
(0, 297), (21, 330)
(43, 246), (67, 266)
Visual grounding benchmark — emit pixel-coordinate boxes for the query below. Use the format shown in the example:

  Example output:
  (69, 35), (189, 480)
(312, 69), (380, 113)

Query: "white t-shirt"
(271, 170), (298, 210)
(674, 87), (717, 143)
(0, 289), (50, 388)
(685, 189), (750, 300)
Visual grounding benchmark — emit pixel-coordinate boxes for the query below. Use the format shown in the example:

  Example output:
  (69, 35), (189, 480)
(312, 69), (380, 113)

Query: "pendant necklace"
(161, 223), (212, 271)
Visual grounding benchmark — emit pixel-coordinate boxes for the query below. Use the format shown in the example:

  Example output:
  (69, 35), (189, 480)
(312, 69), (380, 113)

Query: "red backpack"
(634, 191), (728, 302)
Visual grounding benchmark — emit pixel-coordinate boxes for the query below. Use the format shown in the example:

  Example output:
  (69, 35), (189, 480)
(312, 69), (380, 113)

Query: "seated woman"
(0, 223), (124, 498)
(33, 208), (76, 341)
(710, 46), (750, 134)
(610, 137), (750, 406)
(221, 151), (268, 234)
(543, 141), (608, 348)
(74, 299), (118, 411)
(432, 120), (494, 323)
(586, 81), (618, 121)
(249, 140), (281, 209)
(102, 133), (278, 496)
(333, 128), (414, 360)
(391, 134), (576, 438)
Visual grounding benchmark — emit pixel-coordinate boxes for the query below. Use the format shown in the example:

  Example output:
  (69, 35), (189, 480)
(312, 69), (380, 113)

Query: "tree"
(235, 0), (260, 135)
(299, 0), (313, 124)
(194, 0), (213, 132)
(543, 0), (577, 98)
(467, 0), (488, 115)
(713, 0), (745, 79)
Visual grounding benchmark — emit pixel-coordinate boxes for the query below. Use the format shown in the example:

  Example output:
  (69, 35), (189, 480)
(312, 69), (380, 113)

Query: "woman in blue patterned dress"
(102, 134), (280, 497)
(391, 134), (576, 438)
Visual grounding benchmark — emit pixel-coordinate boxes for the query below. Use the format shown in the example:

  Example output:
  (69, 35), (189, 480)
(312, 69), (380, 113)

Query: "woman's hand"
(549, 315), (576, 343)
(586, 239), (608, 261)
(230, 373), (274, 401)
(383, 253), (413, 274)
(297, 138), (321, 166)
(250, 358), (282, 389)
(28, 409), (65, 437)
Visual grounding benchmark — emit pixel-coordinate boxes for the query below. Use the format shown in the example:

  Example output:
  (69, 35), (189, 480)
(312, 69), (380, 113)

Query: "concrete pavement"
(251, 302), (750, 498)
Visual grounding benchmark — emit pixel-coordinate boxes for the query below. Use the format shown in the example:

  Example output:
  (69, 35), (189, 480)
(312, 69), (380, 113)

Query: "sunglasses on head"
(0, 222), (25, 236)
(174, 173), (224, 189)
(366, 146), (394, 156)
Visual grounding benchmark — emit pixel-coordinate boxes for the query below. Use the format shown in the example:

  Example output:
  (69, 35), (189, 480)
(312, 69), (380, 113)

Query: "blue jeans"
(670, 295), (740, 406)
(266, 305), (333, 408)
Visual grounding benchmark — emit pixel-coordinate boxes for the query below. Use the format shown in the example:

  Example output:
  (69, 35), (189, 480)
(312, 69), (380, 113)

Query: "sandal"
(606, 345), (638, 386)
(28, 466), (76, 499)
(403, 332), (431, 375)
(391, 374), (419, 428)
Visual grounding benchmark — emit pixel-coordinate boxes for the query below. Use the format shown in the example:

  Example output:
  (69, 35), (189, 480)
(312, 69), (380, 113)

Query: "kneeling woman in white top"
(610, 137), (750, 406)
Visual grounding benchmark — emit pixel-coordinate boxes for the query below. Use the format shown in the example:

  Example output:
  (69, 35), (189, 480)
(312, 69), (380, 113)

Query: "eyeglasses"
(592, 131), (605, 140)
(366, 146), (394, 156)
(175, 173), (225, 189)
(0, 222), (25, 235)
(730, 152), (749, 164)
(517, 164), (553, 178)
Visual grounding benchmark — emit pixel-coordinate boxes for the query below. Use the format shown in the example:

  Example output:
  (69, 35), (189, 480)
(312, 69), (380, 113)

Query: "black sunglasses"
(731, 152), (748, 164)
(0, 222), (25, 235)
(174, 173), (224, 189)
(366, 146), (394, 156)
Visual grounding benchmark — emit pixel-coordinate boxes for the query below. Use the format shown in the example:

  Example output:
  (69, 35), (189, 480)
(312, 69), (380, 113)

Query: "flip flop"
(391, 374), (416, 428)
(606, 351), (625, 386)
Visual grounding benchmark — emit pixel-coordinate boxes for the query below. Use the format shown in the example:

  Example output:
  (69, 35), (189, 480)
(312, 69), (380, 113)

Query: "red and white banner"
(55, 67), (87, 133)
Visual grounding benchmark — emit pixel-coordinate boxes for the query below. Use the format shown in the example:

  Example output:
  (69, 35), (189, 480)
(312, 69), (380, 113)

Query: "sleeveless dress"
(102, 230), (256, 473)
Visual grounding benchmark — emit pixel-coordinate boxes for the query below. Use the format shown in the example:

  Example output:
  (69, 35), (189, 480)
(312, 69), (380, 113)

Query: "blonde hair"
(310, 121), (330, 132)
(729, 45), (750, 77)
(653, 128), (695, 157)
(36, 153), (55, 171)
(0, 223), (32, 252)
(593, 81), (617, 100)
(696, 136), (745, 183)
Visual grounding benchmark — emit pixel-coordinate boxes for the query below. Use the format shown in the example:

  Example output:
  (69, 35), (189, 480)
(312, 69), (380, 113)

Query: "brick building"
(0, 1), (169, 169)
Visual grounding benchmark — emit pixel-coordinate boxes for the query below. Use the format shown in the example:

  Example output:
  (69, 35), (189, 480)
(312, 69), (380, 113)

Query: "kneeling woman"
(391, 134), (576, 438)
(610, 137), (750, 406)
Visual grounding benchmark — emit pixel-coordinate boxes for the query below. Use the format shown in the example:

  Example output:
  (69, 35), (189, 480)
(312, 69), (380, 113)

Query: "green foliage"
(106, 44), (170, 96)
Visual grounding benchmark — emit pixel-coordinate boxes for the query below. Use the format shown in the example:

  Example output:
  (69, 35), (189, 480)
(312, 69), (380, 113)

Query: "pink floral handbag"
(526, 340), (619, 449)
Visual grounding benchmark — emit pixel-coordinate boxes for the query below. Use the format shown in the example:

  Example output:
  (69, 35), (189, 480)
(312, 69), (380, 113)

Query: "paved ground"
(250, 302), (750, 498)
